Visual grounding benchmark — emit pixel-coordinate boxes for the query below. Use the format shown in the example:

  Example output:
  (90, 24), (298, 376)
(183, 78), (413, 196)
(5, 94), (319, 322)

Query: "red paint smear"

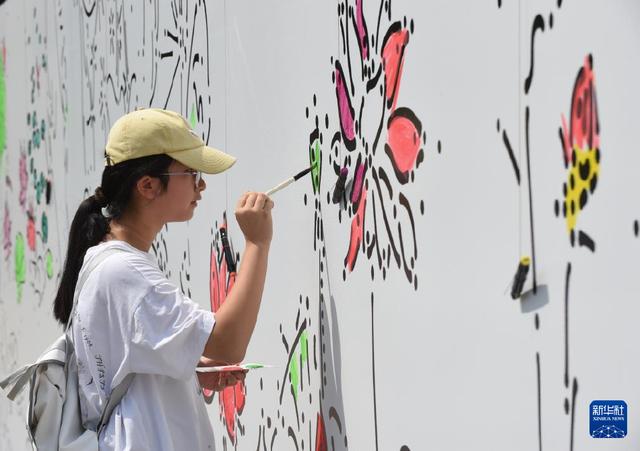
(207, 227), (244, 444)
(564, 55), (599, 161)
(315, 413), (328, 451)
(27, 215), (36, 251)
(385, 108), (422, 183)
(335, 61), (356, 149)
(381, 23), (409, 111)
(354, 0), (369, 61)
(345, 187), (367, 271)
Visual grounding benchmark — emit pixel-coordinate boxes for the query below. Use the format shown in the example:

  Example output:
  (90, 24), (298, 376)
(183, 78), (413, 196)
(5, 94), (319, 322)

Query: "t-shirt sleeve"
(128, 280), (214, 380)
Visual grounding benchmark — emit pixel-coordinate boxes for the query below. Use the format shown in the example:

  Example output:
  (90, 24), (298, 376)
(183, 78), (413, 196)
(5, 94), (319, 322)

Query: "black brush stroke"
(570, 378), (578, 451)
(372, 169), (401, 266)
(358, 97), (365, 135)
(375, 0), (384, 53)
(578, 230), (595, 252)
(366, 191), (383, 269)
(372, 85), (387, 155)
(329, 406), (343, 433)
(166, 30), (179, 44)
(255, 424), (262, 451)
(170, 0), (178, 28)
(340, 7), (356, 96)
(396, 221), (413, 282)
(287, 427), (299, 451)
(202, 1), (211, 86)
(371, 294), (379, 451)
(537, 352), (542, 451)
(163, 56), (181, 109)
(502, 130), (520, 184)
(278, 319), (308, 403)
(185, 2), (200, 114)
(558, 127), (568, 168)
(377, 167), (393, 198)
(399, 192), (417, 260)
(524, 15), (545, 94)
(82, 0), (96, 16)
(366, 65), (383, 93)
(564, 261), (571, 388)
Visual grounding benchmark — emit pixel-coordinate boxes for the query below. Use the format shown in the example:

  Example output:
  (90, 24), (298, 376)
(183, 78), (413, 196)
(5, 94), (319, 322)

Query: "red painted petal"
(221, 386), (236, 442)
(354, 0), (369, 61)
(385, 107), (422, 183)
(315, 412), (328, 451)
(569, 55), (599, 150)
(335, 60), (356, 150)
(351, 161), (365, 205)
(381, 22), (409, 111)
(345, 187), (367, 271)
(234, 380), (246, 414)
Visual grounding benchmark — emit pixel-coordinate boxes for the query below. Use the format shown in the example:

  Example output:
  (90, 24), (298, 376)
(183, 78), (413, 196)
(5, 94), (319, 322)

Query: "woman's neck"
(106, 216), (162, 252)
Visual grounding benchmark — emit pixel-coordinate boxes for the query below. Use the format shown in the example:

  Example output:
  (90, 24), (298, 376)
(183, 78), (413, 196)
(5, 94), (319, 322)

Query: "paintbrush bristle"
(293, 165), (313, 181)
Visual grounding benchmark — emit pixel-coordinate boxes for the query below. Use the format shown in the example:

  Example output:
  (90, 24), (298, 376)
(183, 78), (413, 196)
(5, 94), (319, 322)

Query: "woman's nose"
(198, 177), (206, 192)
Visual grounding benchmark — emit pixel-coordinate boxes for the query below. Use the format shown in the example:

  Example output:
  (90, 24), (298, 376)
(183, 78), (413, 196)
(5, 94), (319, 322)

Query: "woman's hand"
(197, 356), (247, 392)
(235, 192), (274, 247)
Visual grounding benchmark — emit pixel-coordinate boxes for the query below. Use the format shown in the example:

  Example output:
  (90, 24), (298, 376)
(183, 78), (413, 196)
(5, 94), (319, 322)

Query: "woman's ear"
(136, 175), (162, 201)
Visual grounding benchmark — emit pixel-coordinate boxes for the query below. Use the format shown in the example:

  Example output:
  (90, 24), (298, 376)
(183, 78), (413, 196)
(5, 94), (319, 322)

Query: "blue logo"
(590, 400), (627, 438)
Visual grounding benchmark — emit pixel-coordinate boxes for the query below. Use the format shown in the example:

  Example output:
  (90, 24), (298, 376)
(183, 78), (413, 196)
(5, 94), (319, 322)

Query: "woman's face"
(158, 160), (206, 222)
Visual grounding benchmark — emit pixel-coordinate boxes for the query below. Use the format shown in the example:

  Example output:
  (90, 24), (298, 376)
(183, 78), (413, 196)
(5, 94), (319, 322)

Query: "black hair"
(53, 154), (174, 326)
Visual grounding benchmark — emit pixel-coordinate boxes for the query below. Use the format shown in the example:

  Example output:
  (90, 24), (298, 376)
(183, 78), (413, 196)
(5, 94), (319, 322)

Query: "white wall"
(1, 1), (639, 449)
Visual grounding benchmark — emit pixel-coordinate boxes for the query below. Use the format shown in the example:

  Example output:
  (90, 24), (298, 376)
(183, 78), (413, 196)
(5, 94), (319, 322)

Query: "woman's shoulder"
(84, 240), (164, 286)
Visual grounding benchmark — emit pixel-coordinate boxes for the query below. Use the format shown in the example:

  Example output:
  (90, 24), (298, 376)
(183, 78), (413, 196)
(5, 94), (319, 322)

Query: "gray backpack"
(1, 248), (134, 450)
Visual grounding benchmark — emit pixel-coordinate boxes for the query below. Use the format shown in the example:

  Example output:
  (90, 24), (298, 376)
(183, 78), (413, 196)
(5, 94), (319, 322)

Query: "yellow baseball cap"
(105, 108), (236, 174)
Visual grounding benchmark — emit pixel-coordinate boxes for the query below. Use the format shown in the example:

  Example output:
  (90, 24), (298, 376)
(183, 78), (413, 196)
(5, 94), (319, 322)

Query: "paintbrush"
(265, 165), (314, 196)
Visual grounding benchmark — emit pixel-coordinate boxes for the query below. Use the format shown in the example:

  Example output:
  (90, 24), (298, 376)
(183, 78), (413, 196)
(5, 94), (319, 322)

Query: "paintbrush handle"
(265, 177), (294, 196)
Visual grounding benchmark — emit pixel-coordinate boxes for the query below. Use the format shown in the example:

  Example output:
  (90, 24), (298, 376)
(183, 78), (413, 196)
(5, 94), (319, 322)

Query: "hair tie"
(94, 187), (109, 208)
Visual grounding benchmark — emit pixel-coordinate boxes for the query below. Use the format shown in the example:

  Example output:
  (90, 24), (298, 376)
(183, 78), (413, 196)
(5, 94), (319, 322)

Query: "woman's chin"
(166, 210), (196, 223)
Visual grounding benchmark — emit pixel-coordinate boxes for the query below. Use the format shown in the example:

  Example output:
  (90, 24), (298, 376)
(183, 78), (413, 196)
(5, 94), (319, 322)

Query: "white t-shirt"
(72, 240), (216, 450)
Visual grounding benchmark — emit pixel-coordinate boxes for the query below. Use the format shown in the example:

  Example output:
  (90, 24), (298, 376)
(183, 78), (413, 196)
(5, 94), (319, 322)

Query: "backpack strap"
(65, 246), (124, 333)
(97, 373), (134, 437)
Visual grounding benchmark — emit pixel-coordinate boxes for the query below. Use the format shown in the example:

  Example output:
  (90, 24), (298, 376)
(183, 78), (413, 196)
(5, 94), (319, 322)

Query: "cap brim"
(170, 145), (236, 174)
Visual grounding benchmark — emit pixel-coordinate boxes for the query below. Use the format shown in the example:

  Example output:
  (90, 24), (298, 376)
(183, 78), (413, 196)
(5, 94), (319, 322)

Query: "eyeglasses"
(159, 170), (203, 189)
